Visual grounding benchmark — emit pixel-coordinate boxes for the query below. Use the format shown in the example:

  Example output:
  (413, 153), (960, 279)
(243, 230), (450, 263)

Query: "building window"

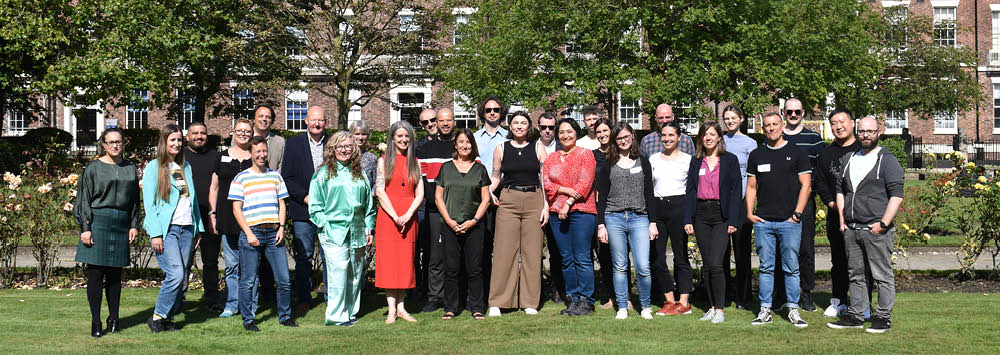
(348, 89), (363, 128)
(934, 111), (957, 134)
(618, 93), (641, 129)
(285, 90), (308, 131)
(126, 90), (149, 129)
(453, 9), (472, 46)
(675, 103), (698, 135)
(933, 7), (957, 47)
(885, 110), (907, 134)
(3, 110), (28, 136)
(453, 91), (477, 129)
(505, 101), (526, 126)
(285, 26), (306, 57)
(400, 10), (423, 51)
(233, 89), (255, 122)
(993, 83), (1000, 131)
(177, 91), (196, 131)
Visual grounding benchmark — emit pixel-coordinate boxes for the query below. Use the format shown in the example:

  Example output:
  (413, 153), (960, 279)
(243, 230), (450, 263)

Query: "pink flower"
(63, 203), (73, 212)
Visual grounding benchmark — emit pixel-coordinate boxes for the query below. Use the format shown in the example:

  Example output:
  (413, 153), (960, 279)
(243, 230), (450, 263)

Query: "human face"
(455, 133), (474, 161)
(584, 114), (600, 131)
(186, 125), (208, 150)
(483, 100), (502, 126)
(253, 107), (274, 133)
(419, 110), (438, 135)
(392, 127), (410, 154)
(353, 130), (369, 147)
(166, 132), (183, 158)
(722, 111), (743, 134)
(539, 117), (556, 143)
(437, 111), (455, 136)
(784, 100), (804, 126)
(558, 122), (577, 150)
(655, 106), (674, 126)
(615, 128), (634, 152)
(232, 123), (253, 147)
(829, 112), (855, 141)
(660, 126), (678, 152)
(307, 112), (326, 137)
(510, 115), (530, 140)
(251, 141), (269, 169)
(595, 123), (611, 146)
(702, 127), (720, 153)
(334, 140), (354, 163)
(857, 119), (881, 150)
(762, 115), (784, 143)
(102, 131), (123, 159)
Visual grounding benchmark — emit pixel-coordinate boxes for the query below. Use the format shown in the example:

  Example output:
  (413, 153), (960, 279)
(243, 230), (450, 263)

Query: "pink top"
(696, 158), (721, 200)
(542, 147), (597, 214)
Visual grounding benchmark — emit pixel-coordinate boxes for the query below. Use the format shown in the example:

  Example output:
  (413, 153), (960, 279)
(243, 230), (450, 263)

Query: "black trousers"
(86, 264), (122, 323)
(724, 205), (754, 307)
(544, 223), (565, 301)
(199, 232), (222, 302)
(774, 195), (816, 305)
(827, 207), (849, 301)
(426, 211), (446, 305)
(650, 196), (693, 298)
(415, 205), (430, 298)
(694, 200), (729, 310)
(481, 206), (497, 304)
(442, 222), (485, 314)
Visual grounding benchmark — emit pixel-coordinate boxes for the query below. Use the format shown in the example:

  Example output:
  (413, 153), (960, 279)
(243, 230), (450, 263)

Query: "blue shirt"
(640, 132), (694, 158)
(723, 133), (758, 197)
(474, 125), (508, 174)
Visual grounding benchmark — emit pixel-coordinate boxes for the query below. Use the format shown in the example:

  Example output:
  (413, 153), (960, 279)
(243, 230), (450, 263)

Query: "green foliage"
(881, 136), (908, 170)
(22, 128), (73, 156)
(121, 128), (160, 163)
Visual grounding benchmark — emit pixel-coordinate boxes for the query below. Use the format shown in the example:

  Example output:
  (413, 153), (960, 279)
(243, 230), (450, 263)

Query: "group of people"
(73, 96), (904, 337)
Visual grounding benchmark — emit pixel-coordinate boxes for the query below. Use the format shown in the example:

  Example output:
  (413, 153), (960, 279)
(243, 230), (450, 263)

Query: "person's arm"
(74, 164), (94, 245)
(724, 156), (742, 230)
(790, 173), (811, 223)
(141, 162), (161, 242)
(536, 141), (549, 226)
(541, 157), (561, 204)
(642, 158), (658, 240)
(275, 198), (286, 246)
(488, 144), (503, 199)
(280, 141), (306, 204)
(836, 192), (847, 232)
(569, 150), (596, 201)
(745, 175), (763, 224)
(231, 200), (258, 247)
(307, 170), (327, 234)
(208, 172), (219, 234)
(835, 154), (848, 231)
(872, 154), (905, 234)
(435, 184), (458, 232)
(683, 157), (699, 235)
(400, 179), (424, 225)
(813, 151), (834, 208)
(595, 159), (610, 227)
(364, 182), (377, 245)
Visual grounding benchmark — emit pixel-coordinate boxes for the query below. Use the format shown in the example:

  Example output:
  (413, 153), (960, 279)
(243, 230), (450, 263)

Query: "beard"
(861, 136), (879, 150)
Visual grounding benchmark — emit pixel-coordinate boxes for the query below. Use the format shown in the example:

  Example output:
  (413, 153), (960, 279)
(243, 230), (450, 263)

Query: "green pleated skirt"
(75, 208), (131, 268)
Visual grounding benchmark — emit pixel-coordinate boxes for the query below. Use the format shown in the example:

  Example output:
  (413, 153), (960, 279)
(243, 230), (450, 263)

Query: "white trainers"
(615, 309), (628, 319)
(640, 308), (653, 320)
(488, 307), (501, 317)
(824, 298), (846, 318)
(711, 310), (725, 324)
(751, 307), (773, 326)
(524, 308), (538, 315)
(788, 309), (809, 328)
(699, 308), (717, 321)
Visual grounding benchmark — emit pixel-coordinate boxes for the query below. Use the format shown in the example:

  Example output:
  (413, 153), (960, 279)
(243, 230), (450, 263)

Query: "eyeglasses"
(484, 107), (502, 113)
(419, 117), (437, 126)
(858, 129), (879, 136)
(539, 125), (555, 131)
(616, 135), (633, 142)
(334, 144), (354, 151)
(785, 109), (804, 116)
(104, 140), (123, 147)
(234, 129), (253, 136)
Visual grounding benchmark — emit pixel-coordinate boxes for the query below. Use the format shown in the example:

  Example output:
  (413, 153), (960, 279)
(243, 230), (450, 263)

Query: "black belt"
(506, 185), (538, 192)
(253, 223), (280, 230)
(655, 195), (683, 201)
(848, 223), (871, 230)
(697, 199), (720, 203)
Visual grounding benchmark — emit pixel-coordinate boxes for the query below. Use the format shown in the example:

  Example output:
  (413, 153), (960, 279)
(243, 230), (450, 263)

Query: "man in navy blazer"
(281, 106), (329, 312)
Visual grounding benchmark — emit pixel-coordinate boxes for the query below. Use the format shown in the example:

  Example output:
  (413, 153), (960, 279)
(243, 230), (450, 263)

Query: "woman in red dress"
(374, 121), (424, 324)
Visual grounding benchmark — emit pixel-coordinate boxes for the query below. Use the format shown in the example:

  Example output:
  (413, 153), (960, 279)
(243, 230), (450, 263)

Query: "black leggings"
(651, 196), (693, 296)
(442, 223), (485, 314)
(694, 200), (729, 310)
(86, 264), (122, 323)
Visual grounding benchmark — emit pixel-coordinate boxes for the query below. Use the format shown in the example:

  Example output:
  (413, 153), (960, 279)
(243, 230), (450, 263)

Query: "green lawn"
(0, 289), (997, 354)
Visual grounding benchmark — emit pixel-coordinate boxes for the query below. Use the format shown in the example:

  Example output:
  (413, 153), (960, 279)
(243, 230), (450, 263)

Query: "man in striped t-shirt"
(229, 136), (297, 332)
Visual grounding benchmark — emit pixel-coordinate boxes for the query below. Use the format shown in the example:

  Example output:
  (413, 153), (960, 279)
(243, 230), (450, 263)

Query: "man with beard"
(416, 107), (457, 312)
(183, 121), (222, 311)
(252, 105), (284, 303)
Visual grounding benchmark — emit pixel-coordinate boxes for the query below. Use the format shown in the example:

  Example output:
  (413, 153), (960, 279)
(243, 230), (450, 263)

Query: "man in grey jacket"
(829, 116), (904, 334)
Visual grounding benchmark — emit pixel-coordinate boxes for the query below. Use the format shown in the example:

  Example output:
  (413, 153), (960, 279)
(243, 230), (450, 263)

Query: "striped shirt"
(783, 127), (825, 168)
(228, 169), (289, 226)
(640, 132), (695, 158)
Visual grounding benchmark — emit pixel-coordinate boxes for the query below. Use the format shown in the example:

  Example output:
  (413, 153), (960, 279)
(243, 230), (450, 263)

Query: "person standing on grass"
(649, 121), (694, 317)
(252, 104), (284, 305)
(543, 118), (598, 317)
(375, 121), (423, 324)
(596, 122), (657, 320)
(141, 123), (205, 333)
(416, 107), (458, 312)
(827, 116), (903, 334)
(74, 128), (140, 338)
(308, 132), (376, 327)
(683, 121), (743, 324)
(413, 107), (437, 300)
(435, 128), (492, 321)
(591, 119), (630, 311)
(182, 121), (222, 312)
(745, 112), (811, 328)
(474, 95), (509, 303)
(230, 136), (297, 332)
(537, 111), (565, 304)
(640, 104), (696, 158)
(719, 105), (758, 310)
(487, 111), (549, 317)
(209, 119), (255, 318)
(575, 105), (603, 151)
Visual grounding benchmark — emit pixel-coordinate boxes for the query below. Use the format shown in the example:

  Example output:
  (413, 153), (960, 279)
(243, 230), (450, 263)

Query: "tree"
(283, 0), (446, 130)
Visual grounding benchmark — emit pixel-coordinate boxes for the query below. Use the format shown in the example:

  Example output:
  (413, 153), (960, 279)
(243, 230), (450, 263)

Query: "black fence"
(964, 138), (1000, 166)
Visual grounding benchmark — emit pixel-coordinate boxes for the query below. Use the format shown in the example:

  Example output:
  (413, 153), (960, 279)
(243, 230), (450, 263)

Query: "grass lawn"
(0, 289), (996, 354)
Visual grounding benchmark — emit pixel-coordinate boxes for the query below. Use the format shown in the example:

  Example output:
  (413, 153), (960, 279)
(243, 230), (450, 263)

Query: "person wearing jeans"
(237, 225), (292, 326)
(209, 119), (254, 317)
(745, 112), (812, 328)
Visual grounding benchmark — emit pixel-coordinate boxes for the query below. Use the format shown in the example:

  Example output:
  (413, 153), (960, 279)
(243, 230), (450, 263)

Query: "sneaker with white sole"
(699, 309), (716, 321)
(788, 309), (808, 328)
(711, 310), (725, 324)
(751, 307), (772, 326)
(827, 316), (864, 329)
(866, 316), (891, 334)
(823, 298), (845, 318)
(640, 308), (653, 320)
(524, 308), (538, 315)
(615, 309), (628, 320)
(488, 307), (501, 317)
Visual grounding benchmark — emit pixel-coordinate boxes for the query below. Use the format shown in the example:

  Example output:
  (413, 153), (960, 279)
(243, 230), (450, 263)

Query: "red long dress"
(374, 155), (418, 289)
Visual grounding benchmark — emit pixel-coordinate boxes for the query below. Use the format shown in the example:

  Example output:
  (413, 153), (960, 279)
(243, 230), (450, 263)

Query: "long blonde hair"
(383, 121), (420, 186)
(156, 123), (187, 202)
(322, 131), (363, 181)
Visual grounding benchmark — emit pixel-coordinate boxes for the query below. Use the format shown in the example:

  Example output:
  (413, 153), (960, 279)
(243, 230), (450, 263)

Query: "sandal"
(385, 313), (397, 324)
(397, 311), (417, 323)
(441, 312), (455, 320)
(473, 312), (486, 320)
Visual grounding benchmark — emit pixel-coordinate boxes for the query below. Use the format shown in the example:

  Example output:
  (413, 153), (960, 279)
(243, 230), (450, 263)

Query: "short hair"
(556, 117), (582, 139)
(694, 121), (728, 158)
(477, 95), (508, 121)
(188, 121), (207, 130)
(451, 128), (480, 160)
(233, 118), (253, 130)
(828, 108), (853, 122)
(249, 135), (269, 148)
(254, 105), (275, 119)
(505, 111), (534, 140)
(761, 111), (782, 123)
(582, 105), (601, 118)
(539, 111), (557, 122)
(349, 120), (370, 134)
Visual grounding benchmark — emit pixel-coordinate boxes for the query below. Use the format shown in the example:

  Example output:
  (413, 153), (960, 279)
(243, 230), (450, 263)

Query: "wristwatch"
(879, 221), (889, 229)
(792, 211), (802, 220)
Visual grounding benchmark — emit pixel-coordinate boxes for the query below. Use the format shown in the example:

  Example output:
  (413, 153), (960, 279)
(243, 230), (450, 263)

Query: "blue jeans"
(549, 212), (596, 302)
(754, 220), (802, 309)
(221, 233), (256, 313)
(605, 211), (652, 310)
(153, 224), (194, 319)
(291, 220), (326, 304)
(239, 226), (292, 324)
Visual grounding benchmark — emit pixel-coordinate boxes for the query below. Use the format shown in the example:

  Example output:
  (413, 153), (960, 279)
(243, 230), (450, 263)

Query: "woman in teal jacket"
(141, 123), (204, 333)
(308, 131), (376, 326)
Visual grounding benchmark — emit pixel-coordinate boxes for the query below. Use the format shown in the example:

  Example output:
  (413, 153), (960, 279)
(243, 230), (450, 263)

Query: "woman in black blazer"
(683, 121), (743, 324)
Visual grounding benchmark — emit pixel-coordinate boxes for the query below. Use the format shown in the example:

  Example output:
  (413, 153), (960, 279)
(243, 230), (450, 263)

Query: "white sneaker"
(824, 298), (846, 318)
(524, 308), (538, 315)
(615, 309), (628, 319)
(699, 308), (717, 321)
(788, 309), (809, 328)
(640, 308), (653, 319)
(488, 307), (501, 317)
(711, 310), (725, 324)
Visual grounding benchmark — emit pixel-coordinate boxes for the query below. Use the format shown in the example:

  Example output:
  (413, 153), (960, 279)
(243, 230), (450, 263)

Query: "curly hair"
(322, 131), (364, 181)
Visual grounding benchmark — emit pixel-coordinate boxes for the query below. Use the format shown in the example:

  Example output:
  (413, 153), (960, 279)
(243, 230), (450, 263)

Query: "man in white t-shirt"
(575, 106), (602, 150)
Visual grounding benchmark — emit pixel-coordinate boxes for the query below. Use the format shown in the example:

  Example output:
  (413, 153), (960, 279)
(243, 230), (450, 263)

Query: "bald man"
(281, 106), (329, 311)
(829, 116), (903, 334)
(415, 107), (458, 312)
(639, 104), (694, 158)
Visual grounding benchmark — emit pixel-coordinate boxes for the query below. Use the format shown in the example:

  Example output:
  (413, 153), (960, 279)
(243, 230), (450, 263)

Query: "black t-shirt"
(814, 140), (861, 206)
(416, 137), (455, 212)
(183, 147), (218, 209)
(747, 142), (811, 221)
(214, 150), (253, 237)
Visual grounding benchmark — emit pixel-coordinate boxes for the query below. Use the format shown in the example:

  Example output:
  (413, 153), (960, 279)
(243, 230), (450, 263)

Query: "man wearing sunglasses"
(639, 104), (694, 158)
(416, 108), (438, 151)
(416, 107), (458, 312)
(474, 95), (509, 302)
(538, 111), (560, 154)
(773, 98), (826, 313)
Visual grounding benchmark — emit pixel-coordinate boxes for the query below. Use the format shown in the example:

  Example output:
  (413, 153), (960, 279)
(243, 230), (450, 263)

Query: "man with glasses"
(280, 106), (329, 314)
(538, 112), (560, 154)
(828, 116), (903, 334)
(639, 104), (694, 158)
(575, 105), (602, 150)
(413, 107), (437, 299)
(773, 98), (826, 312)
(416, 108), (438, 150)
(416, 107), (458, 312)
(183, 121), (222, 311)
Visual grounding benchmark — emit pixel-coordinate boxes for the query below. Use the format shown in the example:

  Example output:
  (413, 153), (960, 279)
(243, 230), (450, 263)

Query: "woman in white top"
(647, 121), (694, 316)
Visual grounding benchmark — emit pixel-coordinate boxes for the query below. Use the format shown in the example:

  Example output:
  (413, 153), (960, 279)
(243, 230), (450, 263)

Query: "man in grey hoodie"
(829, 116), (904, 334)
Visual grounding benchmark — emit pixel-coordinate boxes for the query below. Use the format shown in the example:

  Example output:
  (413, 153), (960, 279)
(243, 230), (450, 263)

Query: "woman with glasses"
(591, 119), (628, 310)
(208, 119), (255, 318)
(595, 122), (657, 320)
(683, 121), (743, 324)
(74, 128), (140, 337)
(308, 131), (376, 326)
(650, 121), (694, 316)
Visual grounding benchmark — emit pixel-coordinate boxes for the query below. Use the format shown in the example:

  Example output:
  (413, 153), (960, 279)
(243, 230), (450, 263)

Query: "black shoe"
(421, 301), (441, 313)
(162, 319), (179, 331)
(827, 316), (864, 329)
(799, 292), (817, 312)
(560, 297), (578, 315)
(147, 317), (165, 333)
(91, 321), (103, 338)
(244, 322), (261, 332)
(569, 297), (594, 316)
(866, 316), (892, 334)
(105, 317), (120, 333)
(280, 319), (299, 328)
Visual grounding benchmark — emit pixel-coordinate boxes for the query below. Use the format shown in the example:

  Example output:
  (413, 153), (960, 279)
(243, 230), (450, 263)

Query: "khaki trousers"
(488, 188), (544, 308)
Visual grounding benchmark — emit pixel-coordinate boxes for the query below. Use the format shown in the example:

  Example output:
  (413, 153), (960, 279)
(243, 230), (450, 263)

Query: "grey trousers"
(844, 227), (896, 321)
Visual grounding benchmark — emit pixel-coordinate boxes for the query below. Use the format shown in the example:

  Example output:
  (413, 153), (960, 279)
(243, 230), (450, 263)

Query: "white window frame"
(885, 110), (908, 135)
(176, 90), (196, 131)
(453, 8), (476, 46)
(933, 111), (958, 135)
(399, 9), (423, 51)
(284, 26), (306, 57)
(388, 85), (431, 125)
(126, 89), (149, 129)
(348, 89), (363, 128)
(285, 89), (309, 131)
(453, 91), (478, 129)
(3, 110), (28, 136)
(232, 87), (255, 124)
(993, 83), (1000, 134)
(617, 93), (641, 129)
(675, 103), (698, 135)
(933, 6), (958, 47)
(505, 101), (526, 126)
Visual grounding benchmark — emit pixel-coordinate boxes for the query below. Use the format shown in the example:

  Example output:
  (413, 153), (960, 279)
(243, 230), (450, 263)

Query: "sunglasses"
(419, 117), (437, 126)
(539, 125), (555, 131)
(785, 109), (804, 116)
(484, 107), (502, 113)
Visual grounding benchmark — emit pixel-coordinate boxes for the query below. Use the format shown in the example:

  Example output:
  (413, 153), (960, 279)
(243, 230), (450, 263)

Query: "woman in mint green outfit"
(308, 131), (376, 326)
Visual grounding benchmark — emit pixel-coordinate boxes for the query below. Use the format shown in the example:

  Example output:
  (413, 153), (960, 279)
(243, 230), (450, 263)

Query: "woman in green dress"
(73, 128), (140, 338)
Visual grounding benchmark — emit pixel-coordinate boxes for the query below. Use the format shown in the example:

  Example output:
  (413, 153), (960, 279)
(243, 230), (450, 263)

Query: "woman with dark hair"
(374, 121), (424, 324)
(74, 128), (140, 337)
(487, 111), (548, 317)
(309, 131), (376, 326)
(208, 118), (254, 318)
(435, 128), (491, 320)
(543, 118), (598, 316)
(649, 121), (694, 316)
(683, 121), (743, 324)
(141, 123), (204, 333)
(596, 122), (657, 320)
(589, 119), (625, 310)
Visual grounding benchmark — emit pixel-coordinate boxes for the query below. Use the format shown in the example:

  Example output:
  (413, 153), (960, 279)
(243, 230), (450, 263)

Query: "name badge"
(758, 164), (771, 172)
(699, 168), (706, 176)
(629, 167), (642, 174)
(221, 156), (233, 163)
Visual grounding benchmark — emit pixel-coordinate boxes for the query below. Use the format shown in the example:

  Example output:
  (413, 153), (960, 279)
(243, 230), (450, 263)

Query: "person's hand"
(128, 228), (138, 244)
(193, 235), (202, 250)
(458, 220), (477, 234)
(304, 195), (309, 205)
(398, 211), (413, 226)
(727, 226), (738, 235)
(558, 204), (570, 220)
(539, 209), (549, 227)
(840, 223), (848, 232)
(564, 187), (583, 200)
(247, 233), (260, 247)
(80, 231), (93, 247)
(827, 201), (835, 208)
(151, 237), (164, 254)
(276, 227), (284, 246)
(747, 214), (765, 224)
(649, 223), (659, 240)
(869, 222), (885, 234)
(597, 226), (609, 244)
(684, 224), (694, 235)
(366, 233), (373, 246)
(491, 194), (499, 206)
(446, 219), (461, 233)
